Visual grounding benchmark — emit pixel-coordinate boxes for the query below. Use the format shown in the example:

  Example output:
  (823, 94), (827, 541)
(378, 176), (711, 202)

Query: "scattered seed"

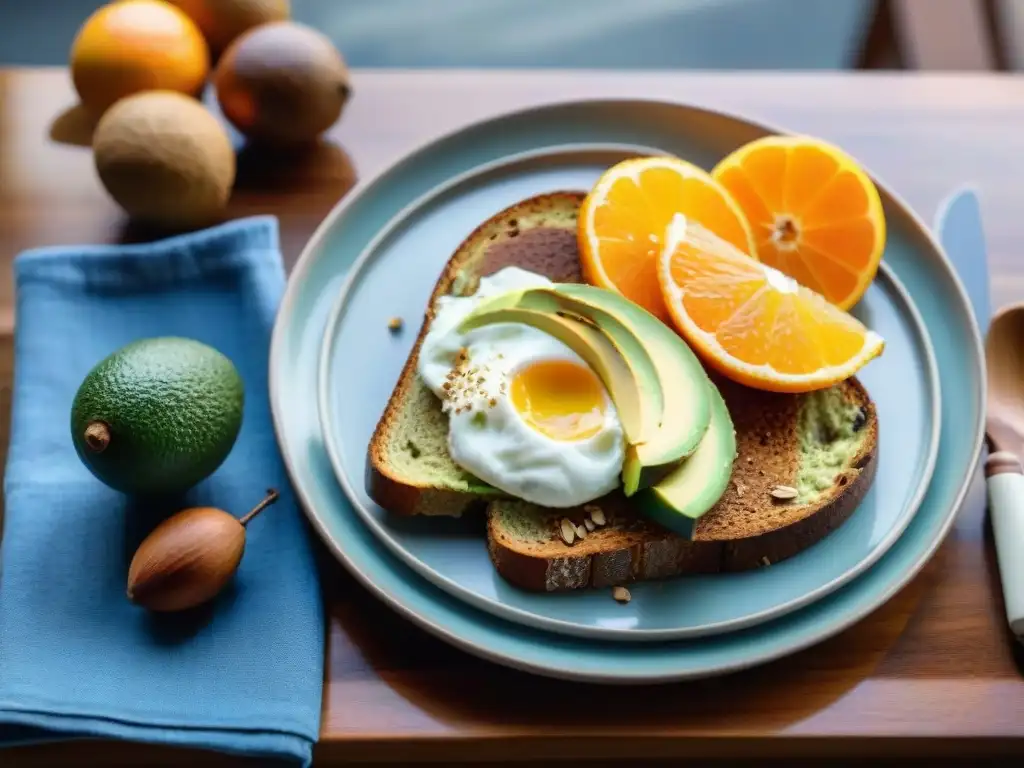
(746, 456), (753, 463)
(770, 485), (798, 501)
(589, 507), (607, 527)
(584, 518), (596, 532)
(761, 556), (772, 567)
(387, 316), (403, 332)
(489, 398), (498, 407)
(734, 481), (745, 498)
(559, 518), (576, 546)
(575, 524), (588, 540)
(612, 586), (631, 603)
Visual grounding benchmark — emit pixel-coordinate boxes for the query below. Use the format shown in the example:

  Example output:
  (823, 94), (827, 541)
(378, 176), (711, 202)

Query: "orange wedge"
(711, 135), (885, 310)
(580, 156), (756, 322)
(656, 215), (884, 393)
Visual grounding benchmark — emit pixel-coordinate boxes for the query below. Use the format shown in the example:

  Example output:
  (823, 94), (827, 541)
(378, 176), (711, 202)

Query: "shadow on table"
(322, 543), (928, 734)
(49, 102), (97, 147)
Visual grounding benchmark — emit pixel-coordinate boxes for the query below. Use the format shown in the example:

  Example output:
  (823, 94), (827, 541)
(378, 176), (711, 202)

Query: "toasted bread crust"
(368, 189), (882, 593)
(366, 192), (586, 516)
(487, 378), (879, 591)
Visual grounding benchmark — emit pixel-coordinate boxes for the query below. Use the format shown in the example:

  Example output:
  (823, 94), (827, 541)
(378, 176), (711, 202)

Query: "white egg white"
(417, 267), (625, 507)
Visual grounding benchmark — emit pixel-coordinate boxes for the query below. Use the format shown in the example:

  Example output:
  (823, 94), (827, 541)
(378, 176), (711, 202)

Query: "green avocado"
(459, 283), (712, 494)
(70, 337), (244, 495)
(638, 381), (736, 538)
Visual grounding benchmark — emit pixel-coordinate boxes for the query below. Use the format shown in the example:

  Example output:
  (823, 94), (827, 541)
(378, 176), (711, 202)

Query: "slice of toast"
(487, 374), (878, 591)
(367, 192), (585, 517)
(367, 190), (879, 591)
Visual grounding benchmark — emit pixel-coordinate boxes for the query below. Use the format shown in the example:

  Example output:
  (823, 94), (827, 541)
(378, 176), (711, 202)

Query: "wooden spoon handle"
(986, 454), (1024, 639)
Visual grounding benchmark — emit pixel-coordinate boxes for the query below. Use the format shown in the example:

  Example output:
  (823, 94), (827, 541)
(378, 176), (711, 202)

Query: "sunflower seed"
(770, 485), (798, 501)
(584, 518), (596, 532)
(559, 518), (576, 546)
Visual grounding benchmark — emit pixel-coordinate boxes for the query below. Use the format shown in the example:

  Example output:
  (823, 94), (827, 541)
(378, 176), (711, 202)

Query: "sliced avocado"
(543, 284), (711, 490)
(638, 380), (736, 538)
(459, 306), (648, 446)
(462, 290), (667, 448)
(459, 283), (712, 495)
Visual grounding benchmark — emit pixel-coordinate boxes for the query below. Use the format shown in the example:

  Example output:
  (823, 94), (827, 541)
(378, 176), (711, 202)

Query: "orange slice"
(580, 156), (757, 322)
(711, 135), (885, 310)
(656, 215), (884, 393)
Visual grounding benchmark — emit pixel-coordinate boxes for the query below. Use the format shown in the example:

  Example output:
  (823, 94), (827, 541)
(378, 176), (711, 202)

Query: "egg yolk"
(510, 360), (606, 441)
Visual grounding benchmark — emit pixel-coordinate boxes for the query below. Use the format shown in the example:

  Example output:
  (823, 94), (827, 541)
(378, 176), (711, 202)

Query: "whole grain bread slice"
(367, 189), (880, 593)
(487, 374), (878, 592)
(366, 192), (586, 516)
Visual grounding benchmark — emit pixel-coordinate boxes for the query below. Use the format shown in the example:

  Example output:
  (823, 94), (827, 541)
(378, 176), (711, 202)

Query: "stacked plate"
(268, 100), (984, 683)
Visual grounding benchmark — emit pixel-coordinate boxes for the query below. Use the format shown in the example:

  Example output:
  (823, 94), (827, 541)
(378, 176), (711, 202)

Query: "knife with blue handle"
(936, 187), (1024, 641)
(934, 185), (991, 334)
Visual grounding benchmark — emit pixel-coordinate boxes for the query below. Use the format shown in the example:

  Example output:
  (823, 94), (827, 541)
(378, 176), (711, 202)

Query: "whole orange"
(70, 0), (210, 116)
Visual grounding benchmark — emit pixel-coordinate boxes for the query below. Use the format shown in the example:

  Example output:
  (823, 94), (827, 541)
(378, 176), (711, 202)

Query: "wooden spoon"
(984, 303), (1024, 639)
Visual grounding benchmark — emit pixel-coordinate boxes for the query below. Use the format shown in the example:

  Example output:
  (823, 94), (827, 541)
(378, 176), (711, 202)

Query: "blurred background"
(2, 0), (1020, 71)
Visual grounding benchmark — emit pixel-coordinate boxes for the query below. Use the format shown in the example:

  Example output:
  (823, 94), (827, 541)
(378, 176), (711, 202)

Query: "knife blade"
(934, 186), (991, 335)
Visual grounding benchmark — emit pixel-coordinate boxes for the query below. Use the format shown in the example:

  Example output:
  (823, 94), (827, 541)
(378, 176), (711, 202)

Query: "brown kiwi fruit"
(92, 91), (235, 230)
(213, 21), (351, 145)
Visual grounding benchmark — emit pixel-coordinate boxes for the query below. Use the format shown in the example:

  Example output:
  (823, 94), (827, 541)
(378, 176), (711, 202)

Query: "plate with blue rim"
(312, 140), (939, 641)
(270, 99), (983, 677)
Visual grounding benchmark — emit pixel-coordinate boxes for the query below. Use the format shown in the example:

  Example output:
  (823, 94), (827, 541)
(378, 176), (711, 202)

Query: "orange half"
(656, 215), (884, 393)
(580, 156), (756, 322)
(712, 135), (885, 310)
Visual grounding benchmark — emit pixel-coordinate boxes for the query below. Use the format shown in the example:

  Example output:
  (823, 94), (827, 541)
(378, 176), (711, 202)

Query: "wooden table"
(4, 68), (1024, 766)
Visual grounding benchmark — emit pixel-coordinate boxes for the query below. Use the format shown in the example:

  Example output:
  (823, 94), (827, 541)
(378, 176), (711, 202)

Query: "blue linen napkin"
(0, 216), (324, 765)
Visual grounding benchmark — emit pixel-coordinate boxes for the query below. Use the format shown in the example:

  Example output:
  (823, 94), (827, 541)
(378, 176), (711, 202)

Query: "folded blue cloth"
(0, 217), (324, 765)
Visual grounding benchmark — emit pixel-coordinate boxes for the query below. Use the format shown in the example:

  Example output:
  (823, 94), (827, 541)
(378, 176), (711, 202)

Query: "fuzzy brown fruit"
(127, 489), (278, 612)
(213, 21), (351, 145)
(92, 91), (235, 230)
